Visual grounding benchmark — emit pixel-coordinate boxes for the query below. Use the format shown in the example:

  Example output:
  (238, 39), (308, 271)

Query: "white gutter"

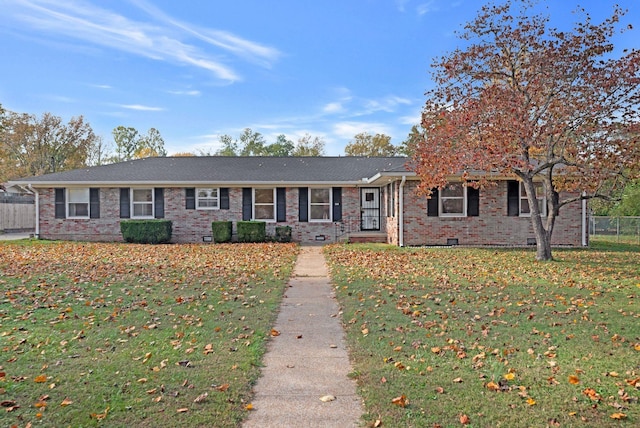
(582, 192), (587, 247)
(399, 176), (406, 247)
(28, 185), (39, 238)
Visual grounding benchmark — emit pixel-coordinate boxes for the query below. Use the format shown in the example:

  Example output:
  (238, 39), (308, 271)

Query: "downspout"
(399, 176), (406, 247)
(581, 191), (587, 247)
(28, 185), (39, 238)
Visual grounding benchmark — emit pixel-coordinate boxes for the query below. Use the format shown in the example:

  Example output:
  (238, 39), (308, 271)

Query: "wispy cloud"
(333, 121), (393, 140)
(4, 0), (281, 82)
(168, 90), (201, 96)
(417, 1), (439, 16)
(361, 96), (412, 114)
(119, 104), (164, 111)
(91, 84), (112, 90)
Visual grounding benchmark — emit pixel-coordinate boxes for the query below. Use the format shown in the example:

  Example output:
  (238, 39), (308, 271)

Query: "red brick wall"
(37, 182), (585, 246)
(397, 180), (584, 246)
(37, 187), (361, 244)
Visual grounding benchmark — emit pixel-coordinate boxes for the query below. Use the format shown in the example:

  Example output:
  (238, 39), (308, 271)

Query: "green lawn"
(0, 240), (298, 428)
(324, 242), (639, 428)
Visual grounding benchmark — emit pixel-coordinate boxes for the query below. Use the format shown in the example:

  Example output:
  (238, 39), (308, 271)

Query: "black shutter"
(298, 187), (308, 222)
(467, 186), (479, 217)
(507, 181), (520, 216)
(332, 187), (342, 221)
(54, 188), (66, 219)
(220, 188), (230, 210)
(185, 188), (195, 210)
(242, 188), (252, 221)
(120, 188), (130, 218)
(154, 188), (164, 219)
(89, 188), (100, 219)
(427, 188), (439, 217)
(276, 188), (286, 222)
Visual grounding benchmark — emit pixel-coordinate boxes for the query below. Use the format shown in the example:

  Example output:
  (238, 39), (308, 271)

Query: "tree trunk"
(521, 178), (554, 261)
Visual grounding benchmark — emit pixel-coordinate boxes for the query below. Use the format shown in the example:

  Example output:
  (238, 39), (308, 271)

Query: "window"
(440, 182), (466, 216)
(132, 188), (154, 218)
(520, 182), (546, 216)
(67, 188), (89, 218)
(309, 188), (331, 221)
(197, 188), (219, 209)
(254, 188), (275, 221)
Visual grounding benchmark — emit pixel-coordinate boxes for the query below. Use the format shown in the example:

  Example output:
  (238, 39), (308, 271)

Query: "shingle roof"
(13, 156), (412, 186)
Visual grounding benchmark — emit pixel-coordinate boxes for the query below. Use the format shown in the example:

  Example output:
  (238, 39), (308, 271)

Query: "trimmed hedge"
(212, 221), (232, 243)
(120, 220), (172, 244)
(237, 221), (266, 243)
(275, 225), (292, 243)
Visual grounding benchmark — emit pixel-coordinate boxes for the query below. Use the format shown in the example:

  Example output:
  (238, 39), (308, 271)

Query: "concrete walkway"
(243, 246), (363, 428)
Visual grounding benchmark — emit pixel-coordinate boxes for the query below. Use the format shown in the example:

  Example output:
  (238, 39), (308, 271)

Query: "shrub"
(120, 220), (172, 244)
(212, 221), (232, 243)
(275, 226), (292, 243)
(237, 221), (266, 243)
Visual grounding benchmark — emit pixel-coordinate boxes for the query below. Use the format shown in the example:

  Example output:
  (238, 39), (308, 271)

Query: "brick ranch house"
(10, 156), (588, 246)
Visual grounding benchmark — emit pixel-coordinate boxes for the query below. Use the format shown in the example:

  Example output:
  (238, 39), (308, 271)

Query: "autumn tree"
(345, 132), (397, 156)
(136, 127), (167, 158)
(292, 133), (326, 156)
(414, 0), (640, 260)
(239, 128), (267, 156)
(266, 134), (295, 156)
(214, 134), (239, 156)
(213, 130), (325, 156)
(0, 111), (98, 181)
(112, 126), (166, 161)
(112, 126), (139, 161)
(398, 125), (424, 156)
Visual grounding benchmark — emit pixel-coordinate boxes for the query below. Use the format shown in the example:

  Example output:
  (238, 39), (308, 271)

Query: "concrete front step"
(347, 232), (387, 244)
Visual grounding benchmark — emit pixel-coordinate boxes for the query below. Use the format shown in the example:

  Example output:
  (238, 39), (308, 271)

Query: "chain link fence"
(589, 216), (640, 245)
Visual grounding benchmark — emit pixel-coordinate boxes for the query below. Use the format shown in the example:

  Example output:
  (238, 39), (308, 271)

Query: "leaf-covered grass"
(325, 243), (639, 428)
(0, 241), (298, 427)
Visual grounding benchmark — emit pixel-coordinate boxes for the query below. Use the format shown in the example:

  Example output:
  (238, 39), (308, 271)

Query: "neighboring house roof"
(10, 156), (413, 187)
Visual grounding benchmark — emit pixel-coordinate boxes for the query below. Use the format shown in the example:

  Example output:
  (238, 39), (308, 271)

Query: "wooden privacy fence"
(0, 195), (35, 232)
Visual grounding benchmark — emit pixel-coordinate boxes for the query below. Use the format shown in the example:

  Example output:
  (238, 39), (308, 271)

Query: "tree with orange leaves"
(414, 0), (640, 260)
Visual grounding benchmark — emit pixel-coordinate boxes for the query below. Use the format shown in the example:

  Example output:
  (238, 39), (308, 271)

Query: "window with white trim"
(309, 188), (331, 221)
(197, 188), (219, 209)
(440, 182), (466, 216)
(132, 188), (154, 218)
(254, 188), (275, 221)
(67, 188), (90, 218)
(520, 182), (546, 216)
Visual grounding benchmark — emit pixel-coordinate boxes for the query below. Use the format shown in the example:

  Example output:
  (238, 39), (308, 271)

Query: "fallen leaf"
(34, 374), (47, 383)
(270, 329), (280, 337)
(460, 414), (470, 425)
(245, 403), (254, 410)
(453, 377), (463, 383)
(503, 373), (515, 381)
(527, 397), (537, 406)
(177, 408), (189, 413)
(320, 395), (336, 402)
(610, 412), (627, 420)
(486, 381), (500, 391)
(391, 394), (407, 407)
(60, 397), (73, 407)
(193, 392), (208, 403)
(568, 375), (580, 385)
(215, 384), (229, 392)
(90, 406), (109, 420)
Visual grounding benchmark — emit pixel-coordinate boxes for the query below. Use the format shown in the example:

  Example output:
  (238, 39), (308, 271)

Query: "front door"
(360, 188), (380, 231)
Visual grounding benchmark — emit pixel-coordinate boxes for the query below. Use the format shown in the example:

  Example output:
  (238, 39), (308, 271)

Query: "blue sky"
(1, 1), (637, 156)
